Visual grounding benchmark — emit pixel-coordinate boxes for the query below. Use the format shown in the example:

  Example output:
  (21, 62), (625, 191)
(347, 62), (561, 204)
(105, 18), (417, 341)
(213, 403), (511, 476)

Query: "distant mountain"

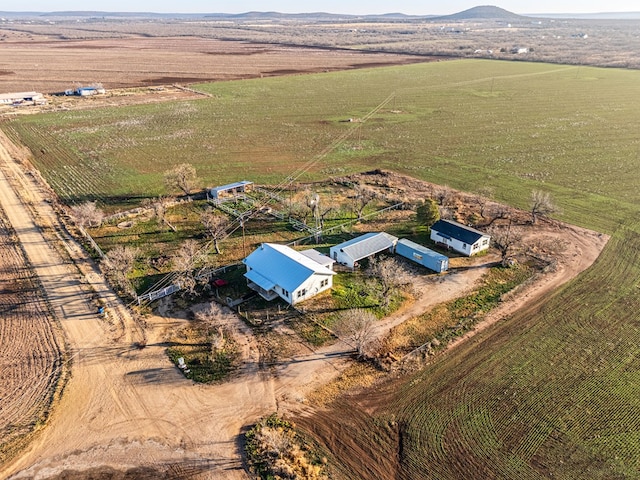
(433, 5), (527, 21)
(0, 10), (428, 22)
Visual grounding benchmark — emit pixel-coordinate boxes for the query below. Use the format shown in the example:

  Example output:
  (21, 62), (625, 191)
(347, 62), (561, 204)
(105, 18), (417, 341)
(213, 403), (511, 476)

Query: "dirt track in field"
(0, 127), (521, 478)
(0, 34), (609, 477)
(0, 122), (608, 479)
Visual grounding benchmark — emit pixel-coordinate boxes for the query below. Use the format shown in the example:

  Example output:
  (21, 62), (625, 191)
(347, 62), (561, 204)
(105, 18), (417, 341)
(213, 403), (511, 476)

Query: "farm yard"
(0, 29), (640, 480)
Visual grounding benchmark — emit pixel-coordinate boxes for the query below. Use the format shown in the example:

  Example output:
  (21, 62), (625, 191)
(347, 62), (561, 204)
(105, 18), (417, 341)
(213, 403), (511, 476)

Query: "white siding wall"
(290, 274), (334, 305)
(329, 247), (356, 268)
(430, 230), (491, 257)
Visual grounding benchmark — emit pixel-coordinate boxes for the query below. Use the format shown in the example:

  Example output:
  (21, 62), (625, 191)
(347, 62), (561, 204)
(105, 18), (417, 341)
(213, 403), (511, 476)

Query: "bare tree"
(353, 183), (376, 220)
(201, 208), (229, 254)
(70, 201), (104, 228)
(172, 239), (202, 294)
(366, 257), (409, 307)
(474, 186), (495, 219)
(319, 206), (335, 229)
(101, 245), (140, 296)
(530, 190), (558, 224)
(487, 223), (523, 266)
(143, 196), (177, 232)
(433, 185), (456, 207)
(485, 203), (512, 226)
(195, 301), (233, 352)
(164, 163), (198, 197)
(334, 308), (377, 358)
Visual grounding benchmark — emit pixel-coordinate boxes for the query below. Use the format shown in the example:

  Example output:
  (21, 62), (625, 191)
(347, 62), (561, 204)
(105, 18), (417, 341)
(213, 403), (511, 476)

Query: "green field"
(3, 59), (640, 478)
(2, 59), (639, 231)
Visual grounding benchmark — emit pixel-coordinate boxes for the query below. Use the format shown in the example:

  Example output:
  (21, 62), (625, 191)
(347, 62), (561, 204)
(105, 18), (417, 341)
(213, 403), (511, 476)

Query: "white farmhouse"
(430, 219), (490, 256)
(329, 232), (398, 269)
(243, 243), (335, 306)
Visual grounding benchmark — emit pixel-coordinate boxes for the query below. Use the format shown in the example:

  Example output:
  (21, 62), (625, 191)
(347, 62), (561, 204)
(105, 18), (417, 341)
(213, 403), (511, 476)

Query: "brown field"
(0, 18), (624, 479)
(0, 33), (430, 94)
(0, 205), (65, 464)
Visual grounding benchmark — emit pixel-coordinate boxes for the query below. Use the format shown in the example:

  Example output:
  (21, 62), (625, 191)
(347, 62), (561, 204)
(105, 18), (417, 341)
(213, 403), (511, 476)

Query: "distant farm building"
(330, 232), (398, 269)
(0, 91), (46, 106)
(243, 243), (335, 306)
(396, 239), (449, 273)
(430, 219), (490, 257)
(64, 86), (106, 96)
(209, 181), (253, 202)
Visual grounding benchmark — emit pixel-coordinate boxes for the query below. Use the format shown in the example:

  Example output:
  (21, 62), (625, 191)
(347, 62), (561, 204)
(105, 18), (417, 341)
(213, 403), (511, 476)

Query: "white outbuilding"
(430, 219), (490, 256)
(243, 243), (335, 305)
(329, 232), (398, 269)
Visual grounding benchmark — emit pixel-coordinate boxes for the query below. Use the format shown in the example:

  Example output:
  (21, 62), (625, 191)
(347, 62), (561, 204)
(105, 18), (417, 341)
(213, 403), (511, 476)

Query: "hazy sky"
(2, 1), (638, 15)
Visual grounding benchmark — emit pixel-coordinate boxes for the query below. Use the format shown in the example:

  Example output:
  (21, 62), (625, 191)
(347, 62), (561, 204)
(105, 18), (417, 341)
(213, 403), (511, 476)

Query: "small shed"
(430, 219), (490, 256)
(396, 239), (448, 273)
(210, 181), (253, 201)
(330, 232), (398, 269)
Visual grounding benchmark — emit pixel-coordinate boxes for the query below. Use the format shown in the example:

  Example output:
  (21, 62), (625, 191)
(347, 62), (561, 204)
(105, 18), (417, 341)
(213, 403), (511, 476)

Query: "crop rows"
(3, 60), (639, 231)
(0, 210), (64, 461)
(383, 226), (640, 479)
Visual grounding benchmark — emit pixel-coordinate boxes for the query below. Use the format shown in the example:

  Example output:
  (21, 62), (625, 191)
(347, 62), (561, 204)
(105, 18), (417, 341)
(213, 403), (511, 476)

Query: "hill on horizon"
(433, 5), (527, 20)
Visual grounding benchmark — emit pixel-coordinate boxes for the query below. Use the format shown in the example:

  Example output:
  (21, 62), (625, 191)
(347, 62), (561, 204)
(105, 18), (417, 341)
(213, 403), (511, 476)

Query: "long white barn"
(330, 232), (398, 269)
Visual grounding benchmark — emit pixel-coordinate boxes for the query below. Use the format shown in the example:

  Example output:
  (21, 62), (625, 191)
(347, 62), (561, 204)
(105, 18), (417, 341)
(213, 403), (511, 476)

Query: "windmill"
(307, 193), (321, 243)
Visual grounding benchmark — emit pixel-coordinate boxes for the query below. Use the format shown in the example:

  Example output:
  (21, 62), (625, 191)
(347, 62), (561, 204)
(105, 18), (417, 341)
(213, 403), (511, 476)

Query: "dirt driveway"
(0, 126), (608, 479)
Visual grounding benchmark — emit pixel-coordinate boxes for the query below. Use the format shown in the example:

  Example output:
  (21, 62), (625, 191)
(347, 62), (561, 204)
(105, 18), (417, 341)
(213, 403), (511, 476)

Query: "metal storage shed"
(329, 232), (398, 269)
(396, 238), (449, 273)
(210, 181), (253, 201)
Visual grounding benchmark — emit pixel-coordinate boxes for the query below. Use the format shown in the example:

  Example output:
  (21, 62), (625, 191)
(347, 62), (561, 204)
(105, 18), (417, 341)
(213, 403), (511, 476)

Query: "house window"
(297, 288), (307, 298)
(482, 239), (489, 246)
(282, 289), (289, 298)
(463, 243), (467, 249)
(320, 279), (328, 288)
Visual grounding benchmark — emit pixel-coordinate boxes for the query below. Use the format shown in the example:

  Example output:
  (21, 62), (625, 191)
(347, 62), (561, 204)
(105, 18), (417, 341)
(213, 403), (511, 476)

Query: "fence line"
(136, 263), (240, 305)
(78, 225), (105, 259)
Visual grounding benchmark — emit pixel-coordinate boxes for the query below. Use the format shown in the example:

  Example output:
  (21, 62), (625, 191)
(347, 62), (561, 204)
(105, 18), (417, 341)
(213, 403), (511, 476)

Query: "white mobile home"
(243, 243), (335, 306)
(430, 219), (490, 256)
(396, 239), (449, 272)
(330, 232), (398, 269)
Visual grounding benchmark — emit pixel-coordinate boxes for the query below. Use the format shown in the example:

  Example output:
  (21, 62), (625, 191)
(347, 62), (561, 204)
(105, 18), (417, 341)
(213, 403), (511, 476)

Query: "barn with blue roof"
(243, 243), (335, 305)
(430, 219), (490, 256)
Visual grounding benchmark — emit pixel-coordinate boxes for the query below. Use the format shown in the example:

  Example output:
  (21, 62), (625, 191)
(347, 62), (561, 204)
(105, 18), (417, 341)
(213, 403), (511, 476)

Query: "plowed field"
(0, 207), (65, 464)
(0, 34), (429, 94)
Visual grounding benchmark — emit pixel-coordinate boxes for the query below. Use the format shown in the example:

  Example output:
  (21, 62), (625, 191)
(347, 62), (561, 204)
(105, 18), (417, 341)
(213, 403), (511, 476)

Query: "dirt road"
(0, 135), (274, 479)
(0, 125), (608, 479)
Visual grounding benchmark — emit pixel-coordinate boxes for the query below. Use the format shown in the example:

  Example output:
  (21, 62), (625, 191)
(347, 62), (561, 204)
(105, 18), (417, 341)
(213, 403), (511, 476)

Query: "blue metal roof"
(243, 243), (335, 292)
(431, 219), (489, 245)
(211, 180), (252, 195)
(245, 269), (276, 291)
